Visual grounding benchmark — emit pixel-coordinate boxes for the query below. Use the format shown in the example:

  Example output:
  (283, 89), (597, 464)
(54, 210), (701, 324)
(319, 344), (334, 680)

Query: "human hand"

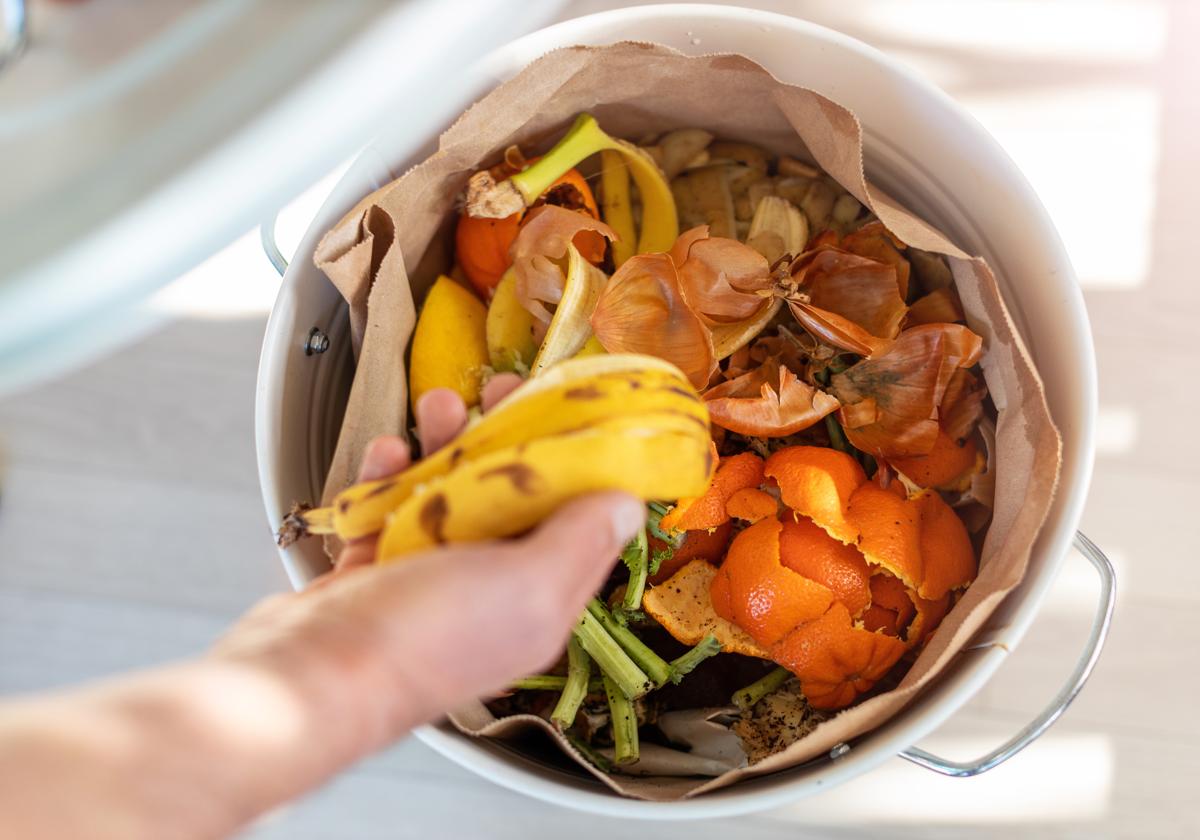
(204, 375), (644, 813)
(0, 376), (644, 840)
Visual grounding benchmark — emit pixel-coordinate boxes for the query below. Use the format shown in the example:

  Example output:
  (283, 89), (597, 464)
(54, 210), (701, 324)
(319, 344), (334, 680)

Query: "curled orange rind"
(649, 443), (977, 709)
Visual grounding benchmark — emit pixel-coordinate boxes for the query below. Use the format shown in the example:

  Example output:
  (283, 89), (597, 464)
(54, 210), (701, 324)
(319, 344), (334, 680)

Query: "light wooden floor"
(2, 1), (1195, 837)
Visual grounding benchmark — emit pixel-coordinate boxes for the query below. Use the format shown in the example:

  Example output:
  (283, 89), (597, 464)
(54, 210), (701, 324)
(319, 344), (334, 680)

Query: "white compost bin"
(255, 4), (1115, 820)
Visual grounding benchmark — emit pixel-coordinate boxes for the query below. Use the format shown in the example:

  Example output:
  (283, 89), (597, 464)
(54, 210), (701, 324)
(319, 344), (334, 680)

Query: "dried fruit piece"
(643, 559), (769, 658)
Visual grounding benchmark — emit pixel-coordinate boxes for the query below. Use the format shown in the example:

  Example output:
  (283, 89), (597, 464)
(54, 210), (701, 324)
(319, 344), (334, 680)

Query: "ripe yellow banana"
(466, 114), (678, 256)
(277, 354), (707, 545)
(375, 411), (713, 562)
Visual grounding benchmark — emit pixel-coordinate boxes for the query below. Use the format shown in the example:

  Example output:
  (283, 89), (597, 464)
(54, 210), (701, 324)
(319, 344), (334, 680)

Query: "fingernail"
(609, 495), (646, 546)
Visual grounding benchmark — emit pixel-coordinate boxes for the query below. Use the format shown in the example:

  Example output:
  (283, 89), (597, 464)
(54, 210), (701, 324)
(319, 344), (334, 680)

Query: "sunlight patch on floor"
(763, 733), (1112, 824)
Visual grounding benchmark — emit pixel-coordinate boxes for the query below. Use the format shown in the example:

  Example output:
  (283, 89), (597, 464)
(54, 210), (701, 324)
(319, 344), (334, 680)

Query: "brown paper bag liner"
(311, 43), (1061, 800)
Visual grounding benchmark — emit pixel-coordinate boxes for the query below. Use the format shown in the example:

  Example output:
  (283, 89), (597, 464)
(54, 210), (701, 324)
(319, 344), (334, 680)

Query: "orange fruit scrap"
(648, 521), (733, 584)
(725, 487), (779, 524)
(644, 443), (977, 710)
(456, 164), (605, 298)
(889, 429), (981, 492)
(659, 452), (765, 532)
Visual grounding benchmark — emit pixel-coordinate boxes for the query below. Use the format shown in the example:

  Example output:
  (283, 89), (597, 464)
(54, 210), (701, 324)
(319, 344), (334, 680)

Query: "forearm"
(0, 654), (406, 840)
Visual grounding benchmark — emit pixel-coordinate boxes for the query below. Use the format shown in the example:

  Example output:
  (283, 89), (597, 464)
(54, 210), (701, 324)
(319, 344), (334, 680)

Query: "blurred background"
(0, 1), (1194, 837)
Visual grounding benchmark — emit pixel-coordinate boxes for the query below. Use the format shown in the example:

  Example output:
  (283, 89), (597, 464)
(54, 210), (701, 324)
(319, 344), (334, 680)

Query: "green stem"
(603, 673), (640, 765)
(732, 666), (792, 711)
(572, 611), (652, 700)
(825, 414), (851, 454)
(668, 635), (721, 684)
(620, 528), (650, 613)
(647, 503), (684, 548)
(587, 599), (673, 688)
(551, 637), (593, 727)
(513, 674), (603, 693)
(566, 734), (614, 773)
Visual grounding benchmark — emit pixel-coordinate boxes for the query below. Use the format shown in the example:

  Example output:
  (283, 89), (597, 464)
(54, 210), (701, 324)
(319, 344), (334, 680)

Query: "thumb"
(504, 492), (646, 613)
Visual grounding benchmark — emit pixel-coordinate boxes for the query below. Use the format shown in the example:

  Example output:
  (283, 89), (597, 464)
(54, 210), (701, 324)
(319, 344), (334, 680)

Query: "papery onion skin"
(704, 361), (840, 437)
(831, 324), (983, 458)
(511, 205), (616, 325)
(590, 252), (716, 389)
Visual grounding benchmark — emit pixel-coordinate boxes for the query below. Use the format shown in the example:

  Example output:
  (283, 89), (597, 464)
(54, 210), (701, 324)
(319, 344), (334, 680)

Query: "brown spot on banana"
(418, 493), (450, 544)
(564, 385), (605, 399)
(664, 384), (699, 401)
(364, 480), (396, 499)
(479, 463), (542, 495)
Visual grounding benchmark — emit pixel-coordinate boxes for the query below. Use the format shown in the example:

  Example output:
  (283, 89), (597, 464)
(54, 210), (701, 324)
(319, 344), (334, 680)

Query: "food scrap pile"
(282, 114), (994, 774)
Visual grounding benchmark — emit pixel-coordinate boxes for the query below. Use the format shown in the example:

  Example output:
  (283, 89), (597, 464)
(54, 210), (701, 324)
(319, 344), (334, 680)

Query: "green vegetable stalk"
(668, 634), (721, 683)
(824, 414), (851, 454)
(619, 528), (649, 613)
(647, 502), (684, 548)
(572, 610), (652, 699)
(603, 673), (640, 765)
(732, 666), (792, 711)
(512, 674), (603, 693)
(586, 598), (673, 687)
(551, 636), (593, 728)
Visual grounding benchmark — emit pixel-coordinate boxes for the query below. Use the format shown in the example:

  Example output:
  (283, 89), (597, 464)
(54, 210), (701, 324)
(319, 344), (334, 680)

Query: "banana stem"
(275, 504), (336, 547)
(602, 673), (640, 765)
(509, 114), (613, 205)
(732, 666), (792, 712)
(551, 636), (594, 727)
(619, 529), (650, 613)
(668, 634), (721, 684)
(572, 611), (652, 700)
(586, 599), (673, 688)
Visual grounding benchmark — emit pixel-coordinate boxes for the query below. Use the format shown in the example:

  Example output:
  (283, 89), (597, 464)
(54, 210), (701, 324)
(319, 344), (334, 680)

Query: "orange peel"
(860, 572), (917, 638)
(778, 515), (872, 619)
(890, 429), (981, 492)
(660, 451), (764, 532)
(712, 518), (836, 647)
(771, 601), (908, 710)
(648, 521), (733, 584)
(725, 487), (779, 524)
(764, 446), (865, 545)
